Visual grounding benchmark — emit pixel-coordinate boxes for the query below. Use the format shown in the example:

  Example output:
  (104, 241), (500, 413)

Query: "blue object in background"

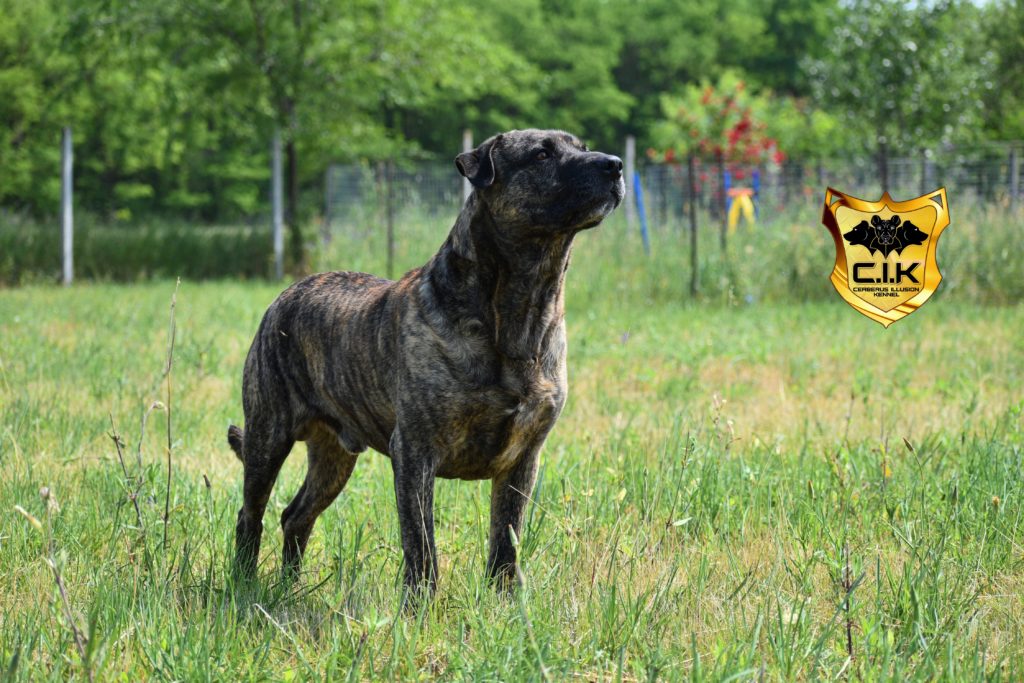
(723, 169), (732, 213)
(752, 168), (761, 219)
(633, 170), (650, 256)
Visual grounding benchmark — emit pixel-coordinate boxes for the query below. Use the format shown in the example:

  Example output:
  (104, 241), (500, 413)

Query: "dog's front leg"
(390, 429), (439, 596)
(486, 445), (542, 593)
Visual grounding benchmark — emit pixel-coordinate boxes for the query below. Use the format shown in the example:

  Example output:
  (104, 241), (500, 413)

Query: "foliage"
(982, 0), (1024, 141)
(0, 216), (277, 283)
(0, 0), (1017, 228)
(651, 71), (784, 165)
(611, 0), (834, 138)
(805, 0), (993, 153)
(765, 97), (850, 161)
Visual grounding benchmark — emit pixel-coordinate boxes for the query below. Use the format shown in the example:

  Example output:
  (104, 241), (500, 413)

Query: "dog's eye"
(536, 150), (549, 161)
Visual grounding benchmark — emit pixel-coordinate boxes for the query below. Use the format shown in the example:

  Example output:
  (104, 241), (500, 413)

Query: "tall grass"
(315, 201), (1024, 308)
(1, 269), (1022, 679)
(4, 203), (1022, 308)
(2, 190), (1023, 679)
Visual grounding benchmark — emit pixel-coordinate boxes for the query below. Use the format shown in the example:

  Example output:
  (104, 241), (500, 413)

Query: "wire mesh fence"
(323, 143), (1022, 245)
(7, 137), (1018, 283)
(323, 162), (465, 243)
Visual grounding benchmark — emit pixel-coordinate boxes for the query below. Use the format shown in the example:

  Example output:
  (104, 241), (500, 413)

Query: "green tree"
(738, 0), (832, 95)
(0, 0), (79, 211)
(463, 0), (633, 150)
(806, 0), (992, 188)
(170, 0), (522, 268)
(653, 71), (780, 163)
(982, 0), (1024, 140)
(611, 0), (833, 151)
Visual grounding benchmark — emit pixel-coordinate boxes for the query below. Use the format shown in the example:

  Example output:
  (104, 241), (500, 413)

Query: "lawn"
(1, 215), (1023, 680)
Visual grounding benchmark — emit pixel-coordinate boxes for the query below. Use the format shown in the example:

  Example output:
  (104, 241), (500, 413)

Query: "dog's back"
(232, 270), (404, 460)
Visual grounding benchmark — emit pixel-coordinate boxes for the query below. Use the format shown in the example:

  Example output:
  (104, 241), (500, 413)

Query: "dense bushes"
(0, 215), (275, 283)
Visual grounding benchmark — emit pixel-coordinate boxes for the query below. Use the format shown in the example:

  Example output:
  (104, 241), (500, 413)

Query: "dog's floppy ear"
(455, 134), (502, 188)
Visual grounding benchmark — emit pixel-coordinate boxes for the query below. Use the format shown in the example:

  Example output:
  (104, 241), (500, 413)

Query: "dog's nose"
(596, 153), (623, 179)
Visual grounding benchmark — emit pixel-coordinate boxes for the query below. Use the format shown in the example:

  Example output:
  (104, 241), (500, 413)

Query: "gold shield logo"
(822, 188), (950, 327)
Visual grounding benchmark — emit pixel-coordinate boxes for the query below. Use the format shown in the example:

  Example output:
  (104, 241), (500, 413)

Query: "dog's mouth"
(568, 180), (625, 230)
(597, 177), (625, 215)
(610, 177), (625, 208)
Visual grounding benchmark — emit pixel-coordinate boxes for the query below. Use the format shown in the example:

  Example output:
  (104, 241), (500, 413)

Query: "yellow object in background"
(727, 188), (756, 232)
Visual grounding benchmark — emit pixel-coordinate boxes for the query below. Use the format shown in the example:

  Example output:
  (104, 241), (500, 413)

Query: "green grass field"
(1, 210), (1023, 680)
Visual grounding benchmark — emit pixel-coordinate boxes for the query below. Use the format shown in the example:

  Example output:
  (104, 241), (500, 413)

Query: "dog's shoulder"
(286, 270), (392, 297)
(269, 270), (394, 315)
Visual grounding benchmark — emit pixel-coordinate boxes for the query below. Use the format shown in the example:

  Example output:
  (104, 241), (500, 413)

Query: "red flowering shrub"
(651, 71), (785, 169)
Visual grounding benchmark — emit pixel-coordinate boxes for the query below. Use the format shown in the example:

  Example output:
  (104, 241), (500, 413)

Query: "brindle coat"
(229, 129), (624, 593)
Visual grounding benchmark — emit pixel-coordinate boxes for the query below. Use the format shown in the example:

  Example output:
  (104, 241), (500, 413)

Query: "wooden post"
(61, 127), (73, 286)
(878, 140), (889, 194)
(920, 149), (929, 197)
(272, 128), (284, 280)
(624, 135), (636, 234)
(386, 159), (395, 279)
(1010, 146), (1019, 213)
(322, 165), (333, 246)
(688, 154), (699, 297)
(462, 129), (473, 204)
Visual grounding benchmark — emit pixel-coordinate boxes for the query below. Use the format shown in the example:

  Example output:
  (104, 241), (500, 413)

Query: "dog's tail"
(227, 425), (244, 461)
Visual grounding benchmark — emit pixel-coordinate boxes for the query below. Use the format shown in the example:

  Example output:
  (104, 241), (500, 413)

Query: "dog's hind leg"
(281, 426), (358, 578)
(234, 421), (294, 580)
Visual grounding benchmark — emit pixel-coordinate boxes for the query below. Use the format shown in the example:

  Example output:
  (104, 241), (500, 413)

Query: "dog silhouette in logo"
(843, 215), (927, 257)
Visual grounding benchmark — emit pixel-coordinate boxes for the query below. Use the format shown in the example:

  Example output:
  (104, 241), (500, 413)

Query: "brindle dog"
(228, 129), (624, 593)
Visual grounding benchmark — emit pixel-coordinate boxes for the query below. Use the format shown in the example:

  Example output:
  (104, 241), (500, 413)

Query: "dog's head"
(871, 215), (900, 246)
(455, 129), (624, 234)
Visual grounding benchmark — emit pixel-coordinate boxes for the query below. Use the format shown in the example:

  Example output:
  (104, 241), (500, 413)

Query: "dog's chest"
(436, 359), (566, 479)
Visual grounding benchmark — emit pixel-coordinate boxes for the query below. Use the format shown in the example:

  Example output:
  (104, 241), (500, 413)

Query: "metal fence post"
(62, 127), (73, 286)
(462, 129), (473, 203)
(633, 171), (650, 256)
(688, 153), (699, 297)
(272, 128), (284, 280)
(624, 135), (636, 234)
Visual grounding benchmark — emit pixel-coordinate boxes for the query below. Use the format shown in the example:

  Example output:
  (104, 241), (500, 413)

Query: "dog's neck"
(427, 192), (574, 362)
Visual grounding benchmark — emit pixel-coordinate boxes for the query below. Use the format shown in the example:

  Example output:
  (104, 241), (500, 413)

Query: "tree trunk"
(385, 159), (395, 279)
(286, 0), (305, 273)
(286, 131), (301, 268)
(284, 101), (304, 273)
(878, 139), (889, 194)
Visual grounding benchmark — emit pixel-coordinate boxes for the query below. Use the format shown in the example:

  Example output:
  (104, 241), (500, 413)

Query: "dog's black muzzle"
(591, 152), (623, 180)
(576, 152), (625, 205)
